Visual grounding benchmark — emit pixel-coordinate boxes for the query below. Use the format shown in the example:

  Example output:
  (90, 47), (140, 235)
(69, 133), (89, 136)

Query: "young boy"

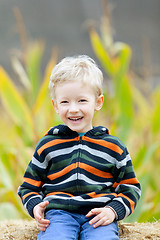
(18, 55), (141, 240)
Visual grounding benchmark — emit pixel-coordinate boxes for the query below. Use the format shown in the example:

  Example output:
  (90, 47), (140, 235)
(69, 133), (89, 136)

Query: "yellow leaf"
(89, 28), (114, 76)
(33, 49), (57, 114)
(0, 66), (34, 141)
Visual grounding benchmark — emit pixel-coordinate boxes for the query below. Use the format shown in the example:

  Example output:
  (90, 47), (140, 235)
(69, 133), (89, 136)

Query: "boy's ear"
(52, 99), (59, 114)
(95, 95), (104, 111)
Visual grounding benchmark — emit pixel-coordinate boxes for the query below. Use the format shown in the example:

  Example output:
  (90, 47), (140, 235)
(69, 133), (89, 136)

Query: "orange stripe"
(87, 192), (117, 198)
(23, 177), (42, 187)
(112, 178), (139, 189)
(48, 162), (113, 180)
(47, 163), (77, 180)
(79, 162), (113, 178)
(83, 136), (123, 155)
(37, 136), (80, 155)
(119, 193), (135, 213)
(22, 192), (39, 202)
(46, 192), (74, 197)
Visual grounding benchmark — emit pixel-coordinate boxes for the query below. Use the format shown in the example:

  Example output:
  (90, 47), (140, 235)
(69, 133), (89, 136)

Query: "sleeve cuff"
(26, 197), (43, 218)
(106, 201), (126, 220)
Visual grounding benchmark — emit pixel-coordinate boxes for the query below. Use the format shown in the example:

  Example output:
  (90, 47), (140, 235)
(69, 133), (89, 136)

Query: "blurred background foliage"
(0, 2), (160, 223)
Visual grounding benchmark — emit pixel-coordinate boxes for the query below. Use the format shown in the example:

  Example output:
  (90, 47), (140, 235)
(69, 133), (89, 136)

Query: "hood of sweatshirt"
(45, 124), (109, 138)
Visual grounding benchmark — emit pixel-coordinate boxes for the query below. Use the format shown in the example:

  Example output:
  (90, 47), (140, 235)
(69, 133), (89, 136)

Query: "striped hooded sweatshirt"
(18, 125), (141, 220)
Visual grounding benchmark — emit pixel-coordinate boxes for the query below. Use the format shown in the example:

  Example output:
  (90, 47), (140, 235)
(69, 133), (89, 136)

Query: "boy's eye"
(79, 99), (87, 102)
(60, 101), (68, 104)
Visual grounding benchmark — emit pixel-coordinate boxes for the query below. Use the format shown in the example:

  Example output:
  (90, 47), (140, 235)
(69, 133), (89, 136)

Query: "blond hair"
(49, 55), (103, 99)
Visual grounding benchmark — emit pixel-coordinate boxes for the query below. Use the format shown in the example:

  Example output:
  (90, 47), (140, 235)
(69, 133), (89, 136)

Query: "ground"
(0, 220), (160, 240)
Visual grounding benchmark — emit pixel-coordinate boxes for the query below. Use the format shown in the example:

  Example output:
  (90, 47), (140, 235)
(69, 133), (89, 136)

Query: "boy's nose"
(69, 103), (79, 113)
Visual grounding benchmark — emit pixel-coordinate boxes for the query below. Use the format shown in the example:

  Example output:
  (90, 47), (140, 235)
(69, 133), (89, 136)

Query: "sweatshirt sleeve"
(18, 146), (45, 218)
(107, 147), (141, 220)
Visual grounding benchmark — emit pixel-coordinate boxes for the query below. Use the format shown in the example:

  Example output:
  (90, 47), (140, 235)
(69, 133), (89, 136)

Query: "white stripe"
(33, 144), (128, 170)
(43, 173), (113, 188)
(82, 145), (129, 169)
(47, 144), (82, 160)
(32, 145), (81, 169)
(78, 173), (113, 186)
(82, 145), (116, 165)
(115, 184), (141, 196)
(44, 194), (110, 204)
(43, 174), (77, 188)
(116, 154), (131, 169)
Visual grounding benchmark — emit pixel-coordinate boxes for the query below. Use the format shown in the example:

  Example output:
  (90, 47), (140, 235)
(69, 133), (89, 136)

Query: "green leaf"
(114, 42), (131, 79)
(152, 94), (160, 134)
(11, 56), (31, 90)
(0, 202), (21, 220)
(0, 67), (34, 142)
(26, 41), (44, 103)
(89, 29), (114, 76)
(117, 77), (133, 140)
(133, 146), (146, 169)
(0, 157), (13, 189)
(33, 51), (57, 113)
(142, 142), (160, 166)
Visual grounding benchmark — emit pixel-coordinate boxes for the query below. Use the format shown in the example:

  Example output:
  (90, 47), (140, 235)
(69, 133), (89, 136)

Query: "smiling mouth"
(68, 117), (83, 121)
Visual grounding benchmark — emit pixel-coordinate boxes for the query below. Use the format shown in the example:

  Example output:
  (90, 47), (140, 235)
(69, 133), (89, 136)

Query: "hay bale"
(0, 220), (38, 240)
(0, 220), (160, 240)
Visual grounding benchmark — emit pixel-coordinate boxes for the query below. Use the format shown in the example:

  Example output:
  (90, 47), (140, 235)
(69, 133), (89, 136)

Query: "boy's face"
(53, 81), (104, 133)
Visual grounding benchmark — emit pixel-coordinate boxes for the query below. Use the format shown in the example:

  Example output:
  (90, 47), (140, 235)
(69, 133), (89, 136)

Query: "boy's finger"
(89, 214), (102, 225)
(86, 208), (100, 217)
(93, 218), (110, 228)
(40, 201), (49, 209)
(37, 223), (48, 232)
(37, 216), (50, 231)
(38, 218), (50, 224)
(86, 209), (94, 217)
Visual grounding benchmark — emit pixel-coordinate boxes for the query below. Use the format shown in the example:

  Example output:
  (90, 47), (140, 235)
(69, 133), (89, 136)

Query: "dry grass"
(0, 220), (160, 240)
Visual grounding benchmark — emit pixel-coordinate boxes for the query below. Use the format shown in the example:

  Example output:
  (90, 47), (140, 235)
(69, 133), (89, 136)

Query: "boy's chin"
(67, 124), (84, 133)
(67, 125), (91, 133)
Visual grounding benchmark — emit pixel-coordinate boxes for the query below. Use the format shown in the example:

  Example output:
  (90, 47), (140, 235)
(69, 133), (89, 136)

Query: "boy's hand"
(86, 207), (116, 228)
(33, 201), (50, 231)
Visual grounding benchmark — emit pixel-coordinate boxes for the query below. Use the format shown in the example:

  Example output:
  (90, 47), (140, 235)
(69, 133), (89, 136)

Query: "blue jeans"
(37, 209), (119, 240)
